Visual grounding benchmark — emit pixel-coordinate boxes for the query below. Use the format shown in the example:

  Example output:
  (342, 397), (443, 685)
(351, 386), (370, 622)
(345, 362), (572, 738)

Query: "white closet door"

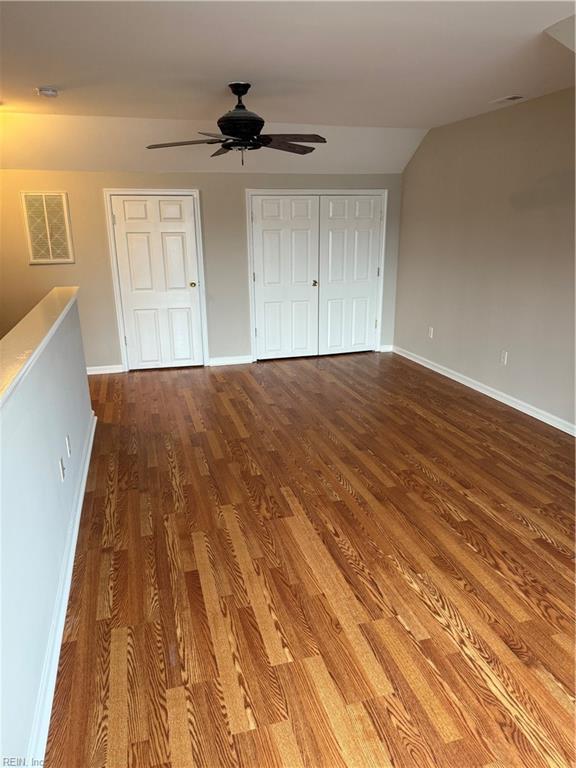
(319, 195), (382, 355)
(112, 195), (204, 369)
(253, 196), (320, 360)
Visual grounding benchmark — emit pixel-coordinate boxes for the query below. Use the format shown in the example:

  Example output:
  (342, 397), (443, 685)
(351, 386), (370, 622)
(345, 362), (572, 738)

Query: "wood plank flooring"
(45, 352), (575, 768)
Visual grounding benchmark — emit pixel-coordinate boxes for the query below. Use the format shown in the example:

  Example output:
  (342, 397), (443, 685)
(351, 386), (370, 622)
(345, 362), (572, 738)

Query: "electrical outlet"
(65, 434), (72, 457)
(500, 350), (508, 366)
(59, 458), (66, 482)
(428, 326), (434, 339)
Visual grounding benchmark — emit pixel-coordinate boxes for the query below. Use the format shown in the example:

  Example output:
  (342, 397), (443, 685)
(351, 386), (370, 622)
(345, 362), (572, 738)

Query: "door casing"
(246, 189), (388, 362)
(104, 189), (210, 372)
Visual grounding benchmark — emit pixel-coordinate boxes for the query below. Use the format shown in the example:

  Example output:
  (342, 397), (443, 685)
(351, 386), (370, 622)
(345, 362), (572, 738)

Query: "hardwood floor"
(46, 352), (575, 768)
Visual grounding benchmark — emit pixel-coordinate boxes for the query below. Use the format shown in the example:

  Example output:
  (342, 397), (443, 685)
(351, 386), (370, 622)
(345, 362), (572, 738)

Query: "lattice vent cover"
(22, 192), (74, 263)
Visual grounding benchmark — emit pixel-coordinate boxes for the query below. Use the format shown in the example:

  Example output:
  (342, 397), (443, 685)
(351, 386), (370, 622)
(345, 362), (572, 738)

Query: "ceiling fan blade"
(211, 146), (231, 157)
(262, 140), (315, 155)
(147, 139), (222, 149)
(198, 131), (237, 140)
(261, 134), (326, 143)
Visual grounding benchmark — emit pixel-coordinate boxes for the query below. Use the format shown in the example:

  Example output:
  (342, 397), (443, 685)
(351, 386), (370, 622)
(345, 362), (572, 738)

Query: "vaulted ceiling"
(1, 1), (573, 128)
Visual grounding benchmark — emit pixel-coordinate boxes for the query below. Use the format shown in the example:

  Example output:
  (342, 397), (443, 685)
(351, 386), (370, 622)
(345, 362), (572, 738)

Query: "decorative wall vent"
(22, 192), (74, 264)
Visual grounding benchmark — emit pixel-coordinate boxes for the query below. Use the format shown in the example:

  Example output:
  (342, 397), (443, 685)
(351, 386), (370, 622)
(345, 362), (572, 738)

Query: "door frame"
(245, 189), (388, 362)
(103, 188), (210, 371)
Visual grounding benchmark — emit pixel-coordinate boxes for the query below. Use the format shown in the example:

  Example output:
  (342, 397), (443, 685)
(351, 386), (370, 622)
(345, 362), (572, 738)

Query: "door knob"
(312, 279), (318, 287)
(189, 281), (197, 288)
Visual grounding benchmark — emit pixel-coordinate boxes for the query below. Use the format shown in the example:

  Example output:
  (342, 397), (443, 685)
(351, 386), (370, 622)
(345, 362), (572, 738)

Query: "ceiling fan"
(147, 82), (326, 164)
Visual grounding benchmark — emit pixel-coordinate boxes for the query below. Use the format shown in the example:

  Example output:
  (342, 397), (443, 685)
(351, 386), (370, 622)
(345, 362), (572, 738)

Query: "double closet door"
(252, 194), (384, 360)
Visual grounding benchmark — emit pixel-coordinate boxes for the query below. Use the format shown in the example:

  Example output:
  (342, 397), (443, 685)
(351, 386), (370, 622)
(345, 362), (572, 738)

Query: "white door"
(252, 196), (320, 360)
(318, 196), (382, 355)
(112, 195), (205, 369)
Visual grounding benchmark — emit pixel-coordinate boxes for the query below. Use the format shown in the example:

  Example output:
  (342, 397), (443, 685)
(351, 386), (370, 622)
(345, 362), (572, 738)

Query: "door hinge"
(253, 271), (256, 282)
(374, 318), (378, 329)
(112, 213), (117, 226)
(254, 328), (258, 337)
(124, 335), (128, 346)
(377, 266), (381, 277)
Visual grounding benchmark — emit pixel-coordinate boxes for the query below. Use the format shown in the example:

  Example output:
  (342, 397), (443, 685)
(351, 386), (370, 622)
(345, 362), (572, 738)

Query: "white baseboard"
(379, 345), (394, 352)
(27, 411), (97, 764)
(88, 359), (256, 371)
(392, 347), (575, 436)
(207, 355), (254, 367)
(87, 364), (125, 375)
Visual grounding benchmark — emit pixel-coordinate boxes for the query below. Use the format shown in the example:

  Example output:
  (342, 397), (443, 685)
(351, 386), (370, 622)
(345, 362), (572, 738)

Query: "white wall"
(0, 289), (96, 762)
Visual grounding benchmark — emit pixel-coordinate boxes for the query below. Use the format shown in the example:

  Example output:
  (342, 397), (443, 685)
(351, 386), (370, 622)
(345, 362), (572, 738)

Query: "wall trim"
(207, 355), (253, 367)
(392, 347), (575, 436)
(244, 188), (393, 196)
(26, 411), (97, 765)
(379, 345), (393, 352)
(87, 364), (125, 375)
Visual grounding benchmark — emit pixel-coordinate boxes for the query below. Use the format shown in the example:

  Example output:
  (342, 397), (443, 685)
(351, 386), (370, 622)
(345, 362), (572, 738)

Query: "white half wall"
(0, 288), (95, 763)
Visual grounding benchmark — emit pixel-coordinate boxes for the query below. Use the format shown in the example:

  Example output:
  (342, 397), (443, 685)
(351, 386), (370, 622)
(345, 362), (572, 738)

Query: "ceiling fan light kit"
(147, 82), (326, 165)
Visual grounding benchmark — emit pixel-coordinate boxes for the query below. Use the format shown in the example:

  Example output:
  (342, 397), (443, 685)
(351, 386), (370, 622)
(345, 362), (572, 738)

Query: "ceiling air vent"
(35, 86), (59, 98)
(490, 95), (525, 105)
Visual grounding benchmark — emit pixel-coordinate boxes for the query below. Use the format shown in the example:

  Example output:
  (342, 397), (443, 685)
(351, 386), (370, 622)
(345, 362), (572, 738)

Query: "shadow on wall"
(509, 169), (574, 210)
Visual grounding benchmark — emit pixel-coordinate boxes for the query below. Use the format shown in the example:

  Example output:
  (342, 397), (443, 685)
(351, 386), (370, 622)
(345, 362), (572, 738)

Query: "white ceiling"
(0, 112), (428, 173)
(545, 14), (576, 51)
(1, 1), (573, 129)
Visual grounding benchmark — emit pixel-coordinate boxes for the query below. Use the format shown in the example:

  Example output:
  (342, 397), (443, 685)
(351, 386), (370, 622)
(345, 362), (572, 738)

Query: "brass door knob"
(190, 281), (197, 288)
(312, 279), (318, 287)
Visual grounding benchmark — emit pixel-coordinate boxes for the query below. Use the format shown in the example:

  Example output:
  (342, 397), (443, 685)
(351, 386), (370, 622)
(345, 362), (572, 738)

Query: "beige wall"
(395, 88), (575, 424)
(0, 171), (401, 365)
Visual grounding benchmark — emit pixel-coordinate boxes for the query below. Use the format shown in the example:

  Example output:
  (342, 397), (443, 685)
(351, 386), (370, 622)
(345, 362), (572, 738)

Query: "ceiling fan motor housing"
(217, 82), (265, 141)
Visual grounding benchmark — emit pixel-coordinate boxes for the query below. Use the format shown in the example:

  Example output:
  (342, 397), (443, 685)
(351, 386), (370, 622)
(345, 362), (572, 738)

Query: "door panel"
(263, 302), (283, 354)
(123, 198), (148, 220)
(112, 195), (204, 369)
(292, 301), (311, 352)
(328, 230), (346, 282)
(253, 196), (319, 359)
(318, 195), (382, 355)
(134, 309), (161, 364)
(162, 233), (188, 290)
(263, 231), (282, 285)
(351, 297), (369, 346)
(127, 234), (153, 290)
(327, 299), (344, 348)
(291, 230), (312, 284)
(168, 307), (195, 361)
